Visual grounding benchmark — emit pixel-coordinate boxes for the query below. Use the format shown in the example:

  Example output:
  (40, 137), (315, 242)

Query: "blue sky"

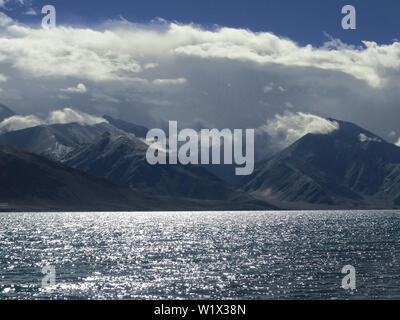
(4, 0), (400, 45)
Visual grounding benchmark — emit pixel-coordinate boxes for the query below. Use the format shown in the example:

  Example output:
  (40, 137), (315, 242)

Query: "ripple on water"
(0, 210), (399, 300)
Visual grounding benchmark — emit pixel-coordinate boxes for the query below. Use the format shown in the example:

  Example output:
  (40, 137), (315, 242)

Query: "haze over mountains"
(1, 103), (400, 211)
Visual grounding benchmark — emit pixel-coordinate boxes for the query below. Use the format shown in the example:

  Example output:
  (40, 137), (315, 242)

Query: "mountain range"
(0, 121), (131, 161)
(0, 144), (153, 211)
(241, 119), (400, 209)
(0, 144), (273, 212)
(62, 132), (243, 200)
(1, 103), (400, 211)
(102, 115), (148, 138)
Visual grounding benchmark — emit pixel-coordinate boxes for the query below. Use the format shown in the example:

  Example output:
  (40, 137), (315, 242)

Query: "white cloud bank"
(0, 108), (107, 132)
(48, 108), (105, 125)
(0, 14), (400, 87)
(170, 26), (400, 88)
(259, 112), (340, 151)
(0, 114), (43, 132)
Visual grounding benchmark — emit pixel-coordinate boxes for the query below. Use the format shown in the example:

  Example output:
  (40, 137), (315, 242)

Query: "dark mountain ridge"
(0, 145), (273, 211)
(103, 115), (148, 138)
(3, 110), (400, 210)
(0, 122), (131, 160)
(62, 132), (269, 204)
(242, 119), (400, 209)
(0, 144), (154, 211)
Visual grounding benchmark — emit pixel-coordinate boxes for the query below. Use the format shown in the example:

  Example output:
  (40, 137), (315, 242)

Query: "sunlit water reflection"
(0, 211), (399, 299)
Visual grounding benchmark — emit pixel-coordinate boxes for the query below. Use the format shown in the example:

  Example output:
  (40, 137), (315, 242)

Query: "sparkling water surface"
(0, 210), (399, 300)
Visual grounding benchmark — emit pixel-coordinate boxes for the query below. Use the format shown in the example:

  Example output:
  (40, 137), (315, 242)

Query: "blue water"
(0, 211), (399, 300)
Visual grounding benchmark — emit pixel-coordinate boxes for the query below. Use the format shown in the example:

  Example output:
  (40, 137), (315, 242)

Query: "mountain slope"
(0, 122), (130, 160)
(0, 104), (16, 122)
(0, 145), (273, 211)
(242, 119), (400, 209)
(103, 115), (148, 138)
(0, 145), (167, 211)
(62, 132), (270, 204)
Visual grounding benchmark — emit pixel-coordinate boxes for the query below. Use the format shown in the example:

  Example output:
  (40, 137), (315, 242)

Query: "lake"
(0, 210), (399, 300)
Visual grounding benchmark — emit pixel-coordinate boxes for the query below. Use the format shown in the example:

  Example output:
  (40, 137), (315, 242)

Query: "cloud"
(0, 108), (107, 132)
(144, 62), (159, 70)
(1, 15), (400, 88)
(278, 86), (286, 92)
(258, 111), (339, 151)
(263, 83), (287, 93)
(359, 133), (381, 143)
(60, 83), (88, 94)
(1, 12), (400, 146)
(0, 0), (26, 9)
(0, 73), (7, 82)
(0, 20), (143, 82)
(47, 108), (106, 125)
(152, 78), (187, 85)
(0, 114), (43, 132)
(0, 12), (13, 26)
(22, 8), (37, 16)
(263, 85), (273, 93)
(171, 25), (400, 88)
(284, 101), (294, 109)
